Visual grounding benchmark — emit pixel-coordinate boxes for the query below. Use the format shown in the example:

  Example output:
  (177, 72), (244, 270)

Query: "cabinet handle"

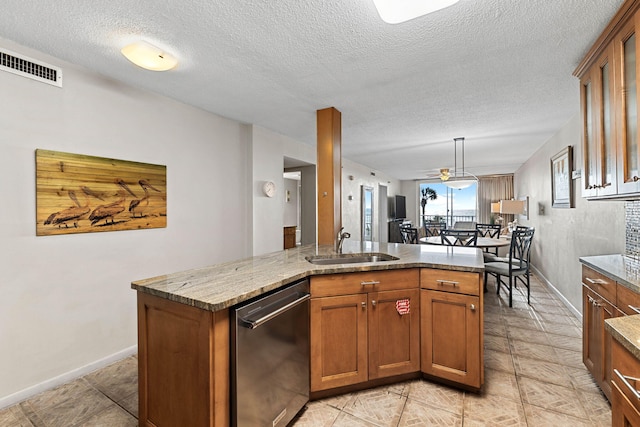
(470, 304), (476, 311)
(361, 280), (381, 286)
(633, 176), (640, 182)
(361, 301), (366, 309)
(371, 300), (377, 307)
(614, 369), (640, 400)
(603, 182), (612, 188)
(436, 279), (459, 287)
(585, 277), (607, 285)
(629, 305), (640, 315)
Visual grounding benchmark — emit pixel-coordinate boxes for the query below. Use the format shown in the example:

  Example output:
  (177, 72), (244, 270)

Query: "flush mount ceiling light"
(121, 41), (178, 71)
(372, 0), (460, 24)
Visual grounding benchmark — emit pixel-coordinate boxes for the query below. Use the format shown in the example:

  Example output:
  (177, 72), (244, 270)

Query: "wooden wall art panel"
(36, 149), (167, 236)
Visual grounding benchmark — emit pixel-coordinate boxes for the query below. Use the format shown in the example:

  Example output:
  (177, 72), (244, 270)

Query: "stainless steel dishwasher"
(231, 279), (310, 427)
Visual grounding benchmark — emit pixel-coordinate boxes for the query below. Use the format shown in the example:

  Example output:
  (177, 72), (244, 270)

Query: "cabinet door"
(612, 381), (640, 427)
(368, 288), (420, 380)
(582, 44), (617, 198)
(310, 294), (368, 391)
(616, 17), (640, 195)
(583, 285), (602, 379)
(421, 289), (481, 388)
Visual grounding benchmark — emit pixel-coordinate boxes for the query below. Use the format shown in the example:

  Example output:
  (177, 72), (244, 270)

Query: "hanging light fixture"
(442, 137), (477, 189)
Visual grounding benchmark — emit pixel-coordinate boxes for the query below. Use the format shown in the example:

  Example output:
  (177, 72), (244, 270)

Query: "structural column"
(317, 107), (342, 246)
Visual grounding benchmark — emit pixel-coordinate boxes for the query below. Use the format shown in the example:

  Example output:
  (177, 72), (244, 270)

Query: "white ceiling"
(0, 0), (625, 180)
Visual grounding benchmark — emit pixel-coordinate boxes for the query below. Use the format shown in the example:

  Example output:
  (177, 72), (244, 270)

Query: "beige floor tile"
(0, 406), (34, 427)
(543, 322), (582, 338)
(117, 391), (138, 418)
(341, 386), (406, 426)
(331, 411), (382, 427)
(293, 401), (341, 427)
(545, 333), (582, 352)
(483, 310), (503, 324)
(481, 368), (521, 402)
(502, 314), (545, 332)
(566, 365), (603, 394)
(316, 392), (354, 411)
(512, 355), (571, 386)
(484, 320), (507, 337)
(518, 376), (588, 419)
(406, 380), (464, 416)
(506, 327), (550, 346)
(463, 393), (527, 426)
(509, 339), (557, 362)
(27, 386), (113, 427)
(84, 356), (138, 402)
(484, 334), (510, 353)
(554, 347), (584, 369)
(523, 404), (595, 427)
(484, 349), (515, 374)
(577, 389), (612, 425)
(25, 379), (92, 412)
(398, 399), (462, 426)
(77, 404), (137, 427)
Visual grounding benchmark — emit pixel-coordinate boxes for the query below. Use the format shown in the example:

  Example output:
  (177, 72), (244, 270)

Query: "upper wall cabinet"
(575, 0), (640, 199)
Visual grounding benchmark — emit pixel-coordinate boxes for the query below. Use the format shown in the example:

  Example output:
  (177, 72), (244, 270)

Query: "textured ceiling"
(0, 0), (625, 180)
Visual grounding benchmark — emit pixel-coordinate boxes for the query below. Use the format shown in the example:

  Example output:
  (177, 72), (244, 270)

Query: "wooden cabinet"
(310, 269), (420, 392)
(137, 292), (230, 427)
(583, 284), (617, 400)
(580, 44), (617, 198)
(612, 338), (640, 426)
(284, 226), (296, 249)
(582, 264), (624, 402)
(575, 0), (640, 199)
(420, 269), (483, 389)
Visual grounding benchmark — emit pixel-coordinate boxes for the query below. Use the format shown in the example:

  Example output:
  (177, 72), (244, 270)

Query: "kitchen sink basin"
(305, 253), (399, 265)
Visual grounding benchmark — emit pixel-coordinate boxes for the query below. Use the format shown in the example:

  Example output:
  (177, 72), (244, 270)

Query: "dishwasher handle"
(239, 293), (310, 329)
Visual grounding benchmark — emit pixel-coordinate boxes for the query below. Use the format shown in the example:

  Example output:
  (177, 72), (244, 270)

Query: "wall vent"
(0, 48), (62, 87)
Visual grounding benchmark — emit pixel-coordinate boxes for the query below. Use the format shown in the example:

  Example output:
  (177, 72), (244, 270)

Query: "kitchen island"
(132, 241), (484, 427)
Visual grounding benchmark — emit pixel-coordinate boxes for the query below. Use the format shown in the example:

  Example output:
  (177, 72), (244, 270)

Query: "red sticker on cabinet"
(396, 299), (410, 315)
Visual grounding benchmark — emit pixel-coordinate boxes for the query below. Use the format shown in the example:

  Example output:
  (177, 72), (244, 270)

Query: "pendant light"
(442, 137), (477, 189)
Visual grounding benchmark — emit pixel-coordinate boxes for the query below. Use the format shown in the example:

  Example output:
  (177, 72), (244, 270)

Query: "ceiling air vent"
(0, 48), (62, 87)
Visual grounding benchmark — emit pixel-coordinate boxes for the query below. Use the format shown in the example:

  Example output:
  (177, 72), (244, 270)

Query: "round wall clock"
(263, 181), (276, 197)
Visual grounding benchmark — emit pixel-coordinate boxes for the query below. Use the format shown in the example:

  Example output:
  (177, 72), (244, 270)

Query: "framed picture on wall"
(519, 196), (529, 220)
(550, 146), (573, 208)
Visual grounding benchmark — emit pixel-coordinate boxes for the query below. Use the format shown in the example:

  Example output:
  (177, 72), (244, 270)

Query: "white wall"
(0, 37), (255, 407)
(514, 114), (626, 313)
(283, 178), (299, 227)
(341, 159), (401, 242)
(251, 126), (315, 256)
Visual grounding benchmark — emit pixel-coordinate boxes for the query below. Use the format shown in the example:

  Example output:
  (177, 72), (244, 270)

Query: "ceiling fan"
(422, 138), (478, 189)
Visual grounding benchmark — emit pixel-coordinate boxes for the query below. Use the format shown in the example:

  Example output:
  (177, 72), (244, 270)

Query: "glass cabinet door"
(617, 19), (640, 194)
(598, 47), (617, 196)
(581, 45), (616, 198)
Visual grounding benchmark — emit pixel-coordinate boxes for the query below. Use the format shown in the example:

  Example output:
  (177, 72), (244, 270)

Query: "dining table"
(419, 235), (511, 249)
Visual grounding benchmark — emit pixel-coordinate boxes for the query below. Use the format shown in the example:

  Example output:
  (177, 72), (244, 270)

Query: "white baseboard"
(531, 265), (582, 321)
(0, 345), (137, 410)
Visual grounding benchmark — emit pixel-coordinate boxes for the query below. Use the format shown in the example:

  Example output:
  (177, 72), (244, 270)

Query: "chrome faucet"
(336, 227), (351, 253)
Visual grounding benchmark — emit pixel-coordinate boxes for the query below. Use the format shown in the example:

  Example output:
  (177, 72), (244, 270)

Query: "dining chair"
(440, 229), (478, 246)
(400, 226), (419, 244)
(424, 221), (446, 237)
(484, 227), (535, 307)
(476, 223), (502, 263)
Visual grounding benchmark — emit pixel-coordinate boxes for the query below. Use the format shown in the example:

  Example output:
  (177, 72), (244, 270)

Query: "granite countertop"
(606, 315), (640, 360)
(579, 254), (640, 294)
(131, 240), (484, 312)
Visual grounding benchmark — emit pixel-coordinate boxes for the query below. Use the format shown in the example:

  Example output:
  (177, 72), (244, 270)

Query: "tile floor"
(0, 274), (611, 426)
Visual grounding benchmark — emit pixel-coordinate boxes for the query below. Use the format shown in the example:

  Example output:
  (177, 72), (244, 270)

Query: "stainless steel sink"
(306, 253), (399, 265)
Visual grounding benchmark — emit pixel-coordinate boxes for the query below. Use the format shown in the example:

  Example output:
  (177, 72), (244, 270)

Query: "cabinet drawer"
(582, 265), (616, 304)
(421, 269), (480, 296)
(612, 338), (640, 414)
(310, 269), (419, 298)
(617, 284), (640, 316)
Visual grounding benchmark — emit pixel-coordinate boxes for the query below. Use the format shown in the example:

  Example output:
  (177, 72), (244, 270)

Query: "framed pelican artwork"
(35, 149), (167, 236)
